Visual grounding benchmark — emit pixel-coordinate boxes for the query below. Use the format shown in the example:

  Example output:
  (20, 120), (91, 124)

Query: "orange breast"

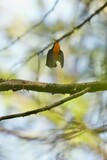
(53, 42), (60, 54)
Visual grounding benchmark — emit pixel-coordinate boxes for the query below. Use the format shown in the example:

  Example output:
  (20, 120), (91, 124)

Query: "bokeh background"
(0, 0), (107, 159)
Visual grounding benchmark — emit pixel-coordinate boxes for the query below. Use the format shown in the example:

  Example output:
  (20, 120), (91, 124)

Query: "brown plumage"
(46, 42), (64, 68)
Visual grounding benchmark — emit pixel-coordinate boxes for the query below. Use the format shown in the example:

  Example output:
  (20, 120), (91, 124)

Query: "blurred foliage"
(0, 0), (107, 160)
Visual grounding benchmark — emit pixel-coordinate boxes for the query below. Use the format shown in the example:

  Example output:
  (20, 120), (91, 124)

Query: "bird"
(46, 41), (64, 68)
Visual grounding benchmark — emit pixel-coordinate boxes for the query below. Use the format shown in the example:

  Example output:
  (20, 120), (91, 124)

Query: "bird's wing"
(46, 49), (57, 68)
(59, 50), (64, 68)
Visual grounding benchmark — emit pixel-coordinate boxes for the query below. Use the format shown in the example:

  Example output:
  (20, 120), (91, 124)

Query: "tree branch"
(0, 79), (107, 94)
(0, 126), (47, 141)
(16, 1), (107, 67)
(0, 1), (106, 60)
(0, 0), (59, 52)
(0, 87), (90, 121)
(58, 1), (107, 41)
(4, 1), (107, 77)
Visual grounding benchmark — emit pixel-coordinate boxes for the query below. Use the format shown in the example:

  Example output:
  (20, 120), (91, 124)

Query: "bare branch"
(0, 126), (47, 141)
(0, 87), (90, 121)
(0, 123), (86, 141)
(58, 1), (107, 41)
(0, 0), (59, 52)
(0, 1), (106, 57)
(3, 1), (107, 77)
(0, 79), (107, 94)
(19, 1), (107, 64)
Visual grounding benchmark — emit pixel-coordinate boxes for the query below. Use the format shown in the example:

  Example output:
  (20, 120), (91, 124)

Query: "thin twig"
(0, 87), (90, 121)
(8, 1), (107, 77)
(0, 126), (47, 141)
(58, 1), (107, 41)
(0, 0), (59, 52)
(13, 1), (107, 65)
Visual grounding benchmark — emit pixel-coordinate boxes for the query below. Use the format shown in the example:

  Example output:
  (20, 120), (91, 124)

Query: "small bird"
(46, 41), (64, 68)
